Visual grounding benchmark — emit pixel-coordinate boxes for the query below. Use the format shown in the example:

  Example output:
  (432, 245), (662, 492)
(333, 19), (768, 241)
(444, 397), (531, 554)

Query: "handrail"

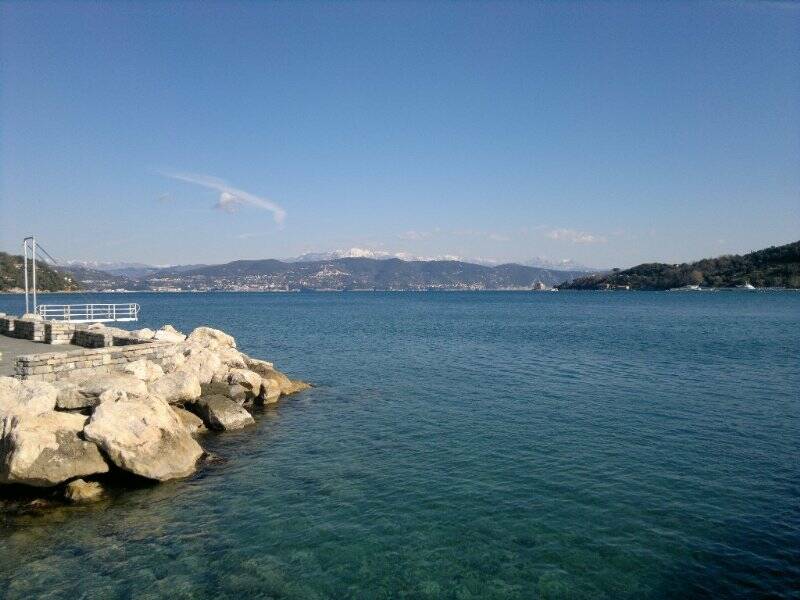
(35, 303), (140, 323)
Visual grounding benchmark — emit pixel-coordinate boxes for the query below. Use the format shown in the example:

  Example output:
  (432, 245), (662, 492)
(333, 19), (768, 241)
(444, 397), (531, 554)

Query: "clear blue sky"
(1, 1), (798, 268)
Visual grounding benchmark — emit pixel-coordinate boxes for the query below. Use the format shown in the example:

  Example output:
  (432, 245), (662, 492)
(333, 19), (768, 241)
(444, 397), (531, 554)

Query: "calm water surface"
(0, 291), (798, 599)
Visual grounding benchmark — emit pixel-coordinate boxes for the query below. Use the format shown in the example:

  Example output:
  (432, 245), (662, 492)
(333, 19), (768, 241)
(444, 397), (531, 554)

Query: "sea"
(0, 290), (798, 599)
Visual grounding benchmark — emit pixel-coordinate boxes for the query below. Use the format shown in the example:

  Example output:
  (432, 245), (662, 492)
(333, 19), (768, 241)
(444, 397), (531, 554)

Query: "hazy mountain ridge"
(144, 257), (587, 291)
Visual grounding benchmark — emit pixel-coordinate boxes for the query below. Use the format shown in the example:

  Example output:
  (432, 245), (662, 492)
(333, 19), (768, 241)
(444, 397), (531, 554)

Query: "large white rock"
(53, 380), (93, 410)
(171, 406), (207, 436)
(160, 352), (187, 373)
(194, 395), (255, 431)
(181, 349), (223, 385)
(227, 369), (262, 392)
(84, 394), (203, 481)
(186, 327), (236, 349)
(0, 412), (109, 487)
(245, 358), (310, 396)
(122, 359), (164, 382)
(260, 379), (281, 404)
(78, 374), (148, 400)
(149, 371), (202, 404)
(0, 379), (58, 418)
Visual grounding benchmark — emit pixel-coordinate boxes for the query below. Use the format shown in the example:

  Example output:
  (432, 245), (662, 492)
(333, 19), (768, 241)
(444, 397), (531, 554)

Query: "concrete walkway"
(0, 335), (81, 376)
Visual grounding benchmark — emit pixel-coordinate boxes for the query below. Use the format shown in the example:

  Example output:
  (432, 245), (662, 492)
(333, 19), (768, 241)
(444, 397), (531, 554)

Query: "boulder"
(77, 374), (148, 400)
(0, 377), (20, 396)
(228, 369), (262, 392)
(245, 359), (310, 396)
(153, 325), (186, 343)
(0, 380), (58, 418)
(84, 394), (203, 481)
(160, 352), (186, 373)
(0, 412), (109, 487)
(186, 327), (236, 349)
(64, 478), (105, 503)
(122, 359), (164, 382)
(53, 380), (93, 410)
(226, 384), (249, 404)
(259, 379), (281, 404)
(181, 349), (222, 385)
(149, 371), (202, 404)
(194, 395), (255, 431)
(171, 406), (207, 436)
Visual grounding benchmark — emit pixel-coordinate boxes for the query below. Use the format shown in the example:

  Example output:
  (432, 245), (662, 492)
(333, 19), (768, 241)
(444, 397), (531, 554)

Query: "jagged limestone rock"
(0, 412), (109, 487)
(171, 406), (207, 436)
(194, 395), (255, 431)
(149, 371), (202, 404)
(185, 327), (236, 349)
(0, 378), (58, 418)
(83, 394), (203, 481)
(77, 374), (148, 401)
(122, 359), (164, 382)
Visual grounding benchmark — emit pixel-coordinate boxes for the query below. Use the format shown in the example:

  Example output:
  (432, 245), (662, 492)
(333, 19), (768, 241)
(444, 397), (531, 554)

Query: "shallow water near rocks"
(1, 291), (798, 599)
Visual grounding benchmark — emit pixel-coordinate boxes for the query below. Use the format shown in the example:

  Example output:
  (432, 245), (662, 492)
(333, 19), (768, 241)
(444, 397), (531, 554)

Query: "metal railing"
(36, 303), (140, 323)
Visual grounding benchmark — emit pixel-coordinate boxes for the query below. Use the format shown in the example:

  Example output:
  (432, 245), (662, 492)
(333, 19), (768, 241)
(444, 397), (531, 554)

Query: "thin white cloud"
(161, 171), (287, 225)
(546, 228), (607, 244)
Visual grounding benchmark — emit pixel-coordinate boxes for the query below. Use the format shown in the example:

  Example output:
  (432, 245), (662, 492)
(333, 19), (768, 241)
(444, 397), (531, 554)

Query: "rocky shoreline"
(0, 324), (309, 512)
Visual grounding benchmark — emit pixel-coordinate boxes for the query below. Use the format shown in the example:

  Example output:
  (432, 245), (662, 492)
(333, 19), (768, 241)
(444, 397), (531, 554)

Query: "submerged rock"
(64, 478), (105, 503)
(194, 395), (255, 431)
(0, 412), (109, 487)
(83, 394), (203, 481)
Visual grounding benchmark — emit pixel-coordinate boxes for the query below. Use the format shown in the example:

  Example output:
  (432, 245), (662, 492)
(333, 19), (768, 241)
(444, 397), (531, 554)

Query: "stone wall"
(10, 318), (45, 342)
(15, 341), (179, 381)
(0, 315), (16, 336)
(44, 322), (77, 345)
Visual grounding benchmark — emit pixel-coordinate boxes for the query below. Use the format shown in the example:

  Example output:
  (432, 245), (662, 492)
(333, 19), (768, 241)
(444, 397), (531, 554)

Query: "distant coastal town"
(1, 240), (798, 293)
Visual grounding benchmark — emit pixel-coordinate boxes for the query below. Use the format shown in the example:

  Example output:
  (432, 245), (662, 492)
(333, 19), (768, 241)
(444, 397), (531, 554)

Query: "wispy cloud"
(161, 171), (287, 225)
(546, 228), (607, 244)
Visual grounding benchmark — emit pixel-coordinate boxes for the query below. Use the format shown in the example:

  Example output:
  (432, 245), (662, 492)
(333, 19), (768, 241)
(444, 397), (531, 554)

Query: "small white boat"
(669, 284), (702, 291)
(737, 282), (756, 290)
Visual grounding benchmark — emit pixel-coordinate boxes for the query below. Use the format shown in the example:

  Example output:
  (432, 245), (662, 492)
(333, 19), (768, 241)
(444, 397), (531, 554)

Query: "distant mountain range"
(559, 240), (800, 290)
(44, 252), (590, 292)
(123, 258), (587, 291)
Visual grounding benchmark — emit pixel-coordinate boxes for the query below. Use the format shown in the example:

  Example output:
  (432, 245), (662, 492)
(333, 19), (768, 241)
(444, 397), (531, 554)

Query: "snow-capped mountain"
(288, 248), (496, 264)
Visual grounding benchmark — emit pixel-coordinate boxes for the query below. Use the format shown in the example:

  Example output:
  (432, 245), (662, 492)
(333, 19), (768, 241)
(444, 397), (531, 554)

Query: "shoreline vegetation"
(0, 323), (309, 513)
(1, 240), (798, 293)
(559, 240), (799, 291)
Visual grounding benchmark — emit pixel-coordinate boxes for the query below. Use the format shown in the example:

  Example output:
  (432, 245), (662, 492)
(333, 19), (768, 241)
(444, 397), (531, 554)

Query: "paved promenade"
(0, 335), (80, 376)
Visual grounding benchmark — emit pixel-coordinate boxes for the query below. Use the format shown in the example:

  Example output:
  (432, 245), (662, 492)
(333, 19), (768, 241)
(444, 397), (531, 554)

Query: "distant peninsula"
(559, 240), (800, 290)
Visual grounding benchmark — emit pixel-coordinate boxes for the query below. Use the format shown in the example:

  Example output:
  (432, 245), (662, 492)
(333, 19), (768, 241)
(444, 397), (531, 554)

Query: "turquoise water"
(0, 291), (798, 599)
